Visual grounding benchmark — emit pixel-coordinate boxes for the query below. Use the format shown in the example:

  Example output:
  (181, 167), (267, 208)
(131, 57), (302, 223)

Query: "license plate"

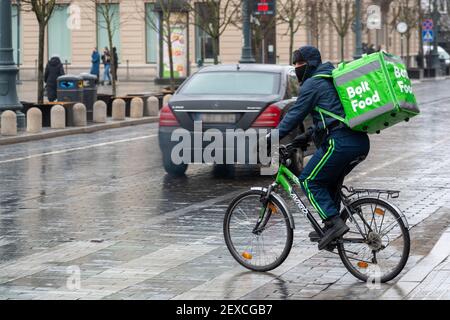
(200, 113), (236, 123)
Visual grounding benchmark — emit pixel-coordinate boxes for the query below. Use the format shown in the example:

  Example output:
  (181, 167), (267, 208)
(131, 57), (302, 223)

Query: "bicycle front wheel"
(338, 197), (410, 283)
(223, 190), (294, 272)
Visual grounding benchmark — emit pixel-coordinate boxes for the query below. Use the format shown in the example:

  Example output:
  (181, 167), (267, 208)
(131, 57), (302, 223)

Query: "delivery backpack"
(313, 52), (420, 134)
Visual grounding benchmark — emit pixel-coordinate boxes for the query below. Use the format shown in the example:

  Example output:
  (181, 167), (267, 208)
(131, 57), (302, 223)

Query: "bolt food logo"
(346, 81), (381, 113)
(392, 64), (413, 94)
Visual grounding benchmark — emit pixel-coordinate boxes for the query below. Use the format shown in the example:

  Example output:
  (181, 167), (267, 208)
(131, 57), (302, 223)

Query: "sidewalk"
(382, 225), (450, 300)
(0, 116), (159, 146)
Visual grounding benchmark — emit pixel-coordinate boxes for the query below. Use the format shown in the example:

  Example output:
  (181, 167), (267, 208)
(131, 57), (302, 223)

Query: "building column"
(0, 0), (24, 128)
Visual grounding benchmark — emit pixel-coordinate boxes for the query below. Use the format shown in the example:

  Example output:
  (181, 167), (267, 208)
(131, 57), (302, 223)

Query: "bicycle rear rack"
(342, 186), (400, 200)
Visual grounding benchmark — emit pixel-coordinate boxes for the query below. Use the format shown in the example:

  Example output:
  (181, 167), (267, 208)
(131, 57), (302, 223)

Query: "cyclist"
(277, 46), (370, 250)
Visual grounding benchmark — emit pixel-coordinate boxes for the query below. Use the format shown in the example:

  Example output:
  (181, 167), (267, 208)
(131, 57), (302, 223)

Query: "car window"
(288, 70), (299, 98)
(179, 72), (281, 95)
(439, 48), (450, 60)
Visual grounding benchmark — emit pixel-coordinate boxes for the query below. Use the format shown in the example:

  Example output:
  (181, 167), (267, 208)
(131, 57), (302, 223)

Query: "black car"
(158, 63), (315, 176)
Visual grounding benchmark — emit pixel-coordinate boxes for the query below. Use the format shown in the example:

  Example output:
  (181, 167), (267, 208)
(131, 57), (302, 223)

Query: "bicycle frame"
(274, 164), (326, 238)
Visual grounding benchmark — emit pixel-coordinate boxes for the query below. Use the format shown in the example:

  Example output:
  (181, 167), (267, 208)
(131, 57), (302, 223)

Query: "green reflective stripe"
(312, 74), (333, 79)
(303, 180), (328, 219)
(308, 139), (335, 181)
(301, 139), (336, 220)
(315, 107), (347, 124)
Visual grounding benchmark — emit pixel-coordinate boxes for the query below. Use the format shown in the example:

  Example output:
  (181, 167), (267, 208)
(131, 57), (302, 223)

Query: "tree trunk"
(340, 35), (345, 62)
(108, 29), (116, 97)
(406, 34), (411, 68)
(212, 36), (219, 65)
(167, 23), (175, 92)
(37, 23), (45, 104)
(289, 21), (294, 64)
(417, 0), (424, 68)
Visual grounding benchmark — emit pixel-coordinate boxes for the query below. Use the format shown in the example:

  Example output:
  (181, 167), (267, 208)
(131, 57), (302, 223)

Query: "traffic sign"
(422, 30), (434, 42)
(253, 0), (275, 15)
(422, 19), (433, 31)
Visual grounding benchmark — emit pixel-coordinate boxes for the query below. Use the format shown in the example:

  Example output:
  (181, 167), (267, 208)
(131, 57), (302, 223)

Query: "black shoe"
(309, 231), (320, 242)
(318, 216), (349, 250)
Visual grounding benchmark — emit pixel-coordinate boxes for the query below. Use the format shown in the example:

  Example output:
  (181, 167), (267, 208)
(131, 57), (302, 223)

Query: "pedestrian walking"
(367, 44), (375, 54)
(112, 47), (119, 82)
(101, 47), (112, 86)
(90, 48), (100, 84)
(44, 54), (65, 102)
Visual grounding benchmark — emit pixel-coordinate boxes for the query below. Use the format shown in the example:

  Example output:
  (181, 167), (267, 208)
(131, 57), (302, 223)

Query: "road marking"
(37, 243), (218, 299)
(171, 247), (317, 300)
(0, 241), (115, 284)
(348, 136), (450, 181)
(0, 134), (157, 165)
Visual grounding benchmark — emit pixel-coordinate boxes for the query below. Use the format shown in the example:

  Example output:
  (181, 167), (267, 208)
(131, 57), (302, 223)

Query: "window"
(48, 5), (72, 63)
(180, 72), (281, 95)
(96, 3), (121, 62)
(195, 3), (217, 63)
(146, 3), (158, 64)
(11, 4), (21, 65)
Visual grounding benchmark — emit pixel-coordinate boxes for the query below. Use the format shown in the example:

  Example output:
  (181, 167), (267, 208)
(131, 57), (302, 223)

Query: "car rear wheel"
(162, 150), (188, 176)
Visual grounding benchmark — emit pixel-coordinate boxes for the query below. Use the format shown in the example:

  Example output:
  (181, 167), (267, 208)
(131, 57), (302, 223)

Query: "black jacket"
(44, 57), (65, 89)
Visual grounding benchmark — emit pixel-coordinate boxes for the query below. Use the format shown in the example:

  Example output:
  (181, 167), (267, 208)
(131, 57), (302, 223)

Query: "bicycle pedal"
(309, 236), (320, 243)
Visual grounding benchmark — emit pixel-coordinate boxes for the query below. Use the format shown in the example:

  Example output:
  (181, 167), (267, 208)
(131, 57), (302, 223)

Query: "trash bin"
(57, 75), (84, 103)
(80, 73), (98, 121)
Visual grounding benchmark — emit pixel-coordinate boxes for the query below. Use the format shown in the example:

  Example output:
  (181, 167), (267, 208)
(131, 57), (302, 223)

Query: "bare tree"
(21, 0), (57, 104)
(373, 0), (394, 51)
(304, 0), (325, 48)
(391, 0), (420, 67)
(323, 0), (356, 62)
(188, 0), (240, 65)
(87, 0), (122, 97)
(277, 0), (306, 64)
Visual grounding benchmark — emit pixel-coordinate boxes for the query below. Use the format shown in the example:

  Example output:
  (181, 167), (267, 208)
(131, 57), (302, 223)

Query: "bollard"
(130, 97), (144, 119)
(73, 103), (87, 127)
(112, 98), (126, 121)
(1, 111), (17, 136)
(51, 105), (66, 129)
(146, 96), (159, 117)
(163, 94), (172, 107)
(27, 108), (42, 134)
(93, 100), (107, 123)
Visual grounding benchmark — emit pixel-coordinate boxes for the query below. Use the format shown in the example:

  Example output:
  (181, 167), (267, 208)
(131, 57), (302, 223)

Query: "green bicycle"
(223, 132), (410, 283)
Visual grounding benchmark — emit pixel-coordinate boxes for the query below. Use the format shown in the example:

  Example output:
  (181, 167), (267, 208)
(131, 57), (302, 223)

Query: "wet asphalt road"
(1, 79), (450, 299)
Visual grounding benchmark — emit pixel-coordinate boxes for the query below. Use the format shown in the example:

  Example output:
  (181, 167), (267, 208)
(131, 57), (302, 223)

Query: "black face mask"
(295, 65), (308, 84)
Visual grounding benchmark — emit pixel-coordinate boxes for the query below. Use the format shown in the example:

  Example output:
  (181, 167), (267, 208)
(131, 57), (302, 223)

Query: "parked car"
(158, 63), (315, 176)
(423, 45), (450, 66)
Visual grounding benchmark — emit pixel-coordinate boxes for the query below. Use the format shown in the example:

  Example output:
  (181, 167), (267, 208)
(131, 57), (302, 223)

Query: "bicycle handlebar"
(285, 127), (314, 150)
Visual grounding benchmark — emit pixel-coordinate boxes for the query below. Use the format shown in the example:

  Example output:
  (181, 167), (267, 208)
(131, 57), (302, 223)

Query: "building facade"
(12, 0), (421, 81)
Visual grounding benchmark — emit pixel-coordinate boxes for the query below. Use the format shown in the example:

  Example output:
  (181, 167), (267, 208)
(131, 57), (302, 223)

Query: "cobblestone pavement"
(1, 79), (450, 300)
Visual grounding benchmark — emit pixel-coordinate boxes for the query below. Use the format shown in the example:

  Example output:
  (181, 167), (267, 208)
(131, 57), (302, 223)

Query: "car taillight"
(252, 105), (282, 127)
(159, 105), (180, 127)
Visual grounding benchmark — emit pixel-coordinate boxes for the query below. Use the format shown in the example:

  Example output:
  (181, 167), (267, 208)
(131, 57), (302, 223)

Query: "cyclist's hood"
(296, 46), (323, 80)
(312, 62), (335, 77)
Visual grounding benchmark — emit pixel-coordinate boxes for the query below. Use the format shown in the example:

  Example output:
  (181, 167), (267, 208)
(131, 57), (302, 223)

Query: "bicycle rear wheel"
(223, 190), (294, 272)
(338, 197), (410, 283)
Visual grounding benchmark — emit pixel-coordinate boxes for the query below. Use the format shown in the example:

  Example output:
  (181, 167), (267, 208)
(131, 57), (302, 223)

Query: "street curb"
(381, 225), (450, 299)
(0, 117), (159, 146)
